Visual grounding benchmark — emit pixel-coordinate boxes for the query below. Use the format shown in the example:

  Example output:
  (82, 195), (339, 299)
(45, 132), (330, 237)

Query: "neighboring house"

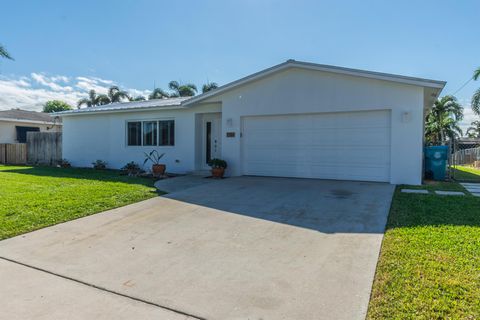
(57, 60), (445, 185)
(0, 109), (62, 143)
(456, 138), (480, 150)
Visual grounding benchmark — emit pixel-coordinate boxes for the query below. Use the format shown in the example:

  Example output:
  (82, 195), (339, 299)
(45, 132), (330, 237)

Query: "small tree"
(43, 100), (73, 113)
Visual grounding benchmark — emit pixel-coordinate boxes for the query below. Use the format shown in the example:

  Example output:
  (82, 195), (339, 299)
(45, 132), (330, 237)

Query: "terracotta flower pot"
(152, 164), (166, 176)
(211, 167), (225, 179)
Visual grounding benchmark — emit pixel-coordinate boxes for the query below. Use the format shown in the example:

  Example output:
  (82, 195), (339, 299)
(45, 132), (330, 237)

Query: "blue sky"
(1, 0), (479, 128)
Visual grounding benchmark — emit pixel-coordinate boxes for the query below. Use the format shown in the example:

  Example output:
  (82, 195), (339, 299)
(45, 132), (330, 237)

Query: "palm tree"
(148, 88), (169, 100)
(425, 95), (464, 143)
(466, 120), (480, 138)
(107, 86), (129, 103)
(471, 67), (480, 115)
(168, 81), (197, 97)
(202, 82), (218, 93)
(425, 115), (463, 143)
(0, 44), (13, 60)
(77, 90), (110, 109)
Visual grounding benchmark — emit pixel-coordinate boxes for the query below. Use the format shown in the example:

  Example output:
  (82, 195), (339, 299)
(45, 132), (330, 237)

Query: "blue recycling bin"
(424, 146), (448, 181)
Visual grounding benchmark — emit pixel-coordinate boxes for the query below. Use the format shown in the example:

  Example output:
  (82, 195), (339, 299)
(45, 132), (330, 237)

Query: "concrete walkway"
(461, 182), (480, 197)
(0, 177), (394, 320)
(154, 174), (215, 193)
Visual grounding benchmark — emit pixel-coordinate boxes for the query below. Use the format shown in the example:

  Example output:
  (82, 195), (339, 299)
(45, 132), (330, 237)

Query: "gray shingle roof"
(0, 109), (60, 123)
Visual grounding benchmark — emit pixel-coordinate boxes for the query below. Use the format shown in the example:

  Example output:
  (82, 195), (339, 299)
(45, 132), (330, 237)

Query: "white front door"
(203, 114), (222, 169)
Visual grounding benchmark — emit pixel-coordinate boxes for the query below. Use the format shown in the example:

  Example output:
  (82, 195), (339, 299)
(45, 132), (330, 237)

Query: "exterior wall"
(62, 67), (427, 184)
(0, 120), (61, 143)
(62, 104), (220, 172)
(214, 68), (425, 185)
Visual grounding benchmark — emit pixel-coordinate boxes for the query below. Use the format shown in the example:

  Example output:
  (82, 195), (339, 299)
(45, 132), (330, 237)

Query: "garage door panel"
(245, 127), (390, 146)
(242, 111), (391, 182)
(245, 146), (389, 166)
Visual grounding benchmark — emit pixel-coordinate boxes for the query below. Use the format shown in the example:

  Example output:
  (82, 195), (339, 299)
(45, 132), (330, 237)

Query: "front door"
(203, 114), (222, 169)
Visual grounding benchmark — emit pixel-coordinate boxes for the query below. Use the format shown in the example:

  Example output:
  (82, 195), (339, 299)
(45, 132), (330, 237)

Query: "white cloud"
(0, 73), (151, 111)
(31, 72), (73, 92)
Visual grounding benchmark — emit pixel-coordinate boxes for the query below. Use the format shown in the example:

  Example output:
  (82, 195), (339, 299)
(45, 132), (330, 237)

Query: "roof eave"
(55, 105), (186, 116)
(0, 117), (61, 125)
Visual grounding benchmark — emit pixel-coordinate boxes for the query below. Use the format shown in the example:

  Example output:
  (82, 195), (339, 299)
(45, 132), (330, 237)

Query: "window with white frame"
(127, 120), (174, 146)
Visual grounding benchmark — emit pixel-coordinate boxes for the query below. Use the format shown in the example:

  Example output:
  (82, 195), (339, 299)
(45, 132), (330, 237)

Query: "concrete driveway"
(0, 177), (394, 320)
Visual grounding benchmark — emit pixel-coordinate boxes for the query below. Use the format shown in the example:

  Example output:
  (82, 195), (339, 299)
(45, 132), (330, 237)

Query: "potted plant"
(144, 150), (166, 176)
(208, 158), (227, 178)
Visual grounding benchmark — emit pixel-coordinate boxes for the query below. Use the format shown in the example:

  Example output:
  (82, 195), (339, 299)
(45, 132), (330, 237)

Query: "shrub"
(58, 159), (71, 168)
(121, 161), (141, 176)
(92, 160), (107, 170)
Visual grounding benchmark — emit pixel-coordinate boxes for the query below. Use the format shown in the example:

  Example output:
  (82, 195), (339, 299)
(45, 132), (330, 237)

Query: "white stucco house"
(57, 60), (445, 185)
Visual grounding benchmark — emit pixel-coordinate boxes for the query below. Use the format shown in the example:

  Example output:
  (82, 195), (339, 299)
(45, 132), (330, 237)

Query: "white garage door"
(241, 110), (391, 182)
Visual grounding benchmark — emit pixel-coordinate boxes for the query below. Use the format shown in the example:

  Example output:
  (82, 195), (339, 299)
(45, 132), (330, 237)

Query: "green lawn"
(452, 165), (480, 182)
(367, 183), (480, 319)
(0, 165), (158, 240)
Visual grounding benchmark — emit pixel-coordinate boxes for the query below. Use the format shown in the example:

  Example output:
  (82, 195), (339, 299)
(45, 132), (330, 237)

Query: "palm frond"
(471, 88), (480, 116)
(95, 94), (111, 106)
(168, 81), (180, 91)
(202, 82), (218, 93)
(149, 88), (169, 100)
(0, 45), (13, 60)
(473, 67), (480, 81)
(77, 98), (91, 109)
(185, 83), (197, 92)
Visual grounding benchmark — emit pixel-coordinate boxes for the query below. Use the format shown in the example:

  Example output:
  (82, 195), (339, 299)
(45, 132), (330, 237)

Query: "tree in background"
(0, 44), (13, 60)
(202, 82), (218, 93)
(77, 90), (110, 109)
(471, 67), (480, 115)
(107, 86), (129, 103)
(466, 120), (480, 138)
(168, 81), (197, 97)
(425, 95), (463, 143)
(130, 95), (146, 101)
(148, 88), (170, 100)
(43, 100), (73, 113)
